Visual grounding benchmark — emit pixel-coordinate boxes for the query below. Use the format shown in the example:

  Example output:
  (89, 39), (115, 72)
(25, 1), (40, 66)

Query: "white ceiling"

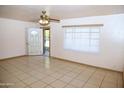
(0, 5), (124, 22)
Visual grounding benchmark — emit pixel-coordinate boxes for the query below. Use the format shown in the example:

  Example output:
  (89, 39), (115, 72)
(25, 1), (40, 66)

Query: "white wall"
(50, 14), (124, 72)
(0, 18), (38, 59)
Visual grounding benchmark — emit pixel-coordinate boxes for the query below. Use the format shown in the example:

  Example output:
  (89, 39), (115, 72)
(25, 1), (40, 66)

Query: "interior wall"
(0, 18), (38, 59)
(50, 14), (124, 72)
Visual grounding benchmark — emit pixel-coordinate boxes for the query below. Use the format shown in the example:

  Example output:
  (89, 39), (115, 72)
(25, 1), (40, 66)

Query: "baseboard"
(50, 56), (122, 73)
(0, 55), (26, 61)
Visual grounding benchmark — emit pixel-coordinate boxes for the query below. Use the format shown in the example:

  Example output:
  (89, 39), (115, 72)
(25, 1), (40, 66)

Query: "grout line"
(63, 66), (89, 87)
(81, 68), (98, 87)
(116, 73), (119, 88)
(99, 71), (107, 88)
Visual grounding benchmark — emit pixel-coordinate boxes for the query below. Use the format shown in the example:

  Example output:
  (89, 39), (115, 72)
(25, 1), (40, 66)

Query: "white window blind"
(64, 26), (101, 53)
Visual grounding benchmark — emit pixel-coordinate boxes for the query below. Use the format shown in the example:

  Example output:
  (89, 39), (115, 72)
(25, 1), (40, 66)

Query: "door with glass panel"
(43, 28), (50, 56)
(27, 28), (43, 55)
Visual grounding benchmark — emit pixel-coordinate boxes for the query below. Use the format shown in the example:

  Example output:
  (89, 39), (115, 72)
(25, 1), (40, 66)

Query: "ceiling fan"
(39, 11), (60, 26)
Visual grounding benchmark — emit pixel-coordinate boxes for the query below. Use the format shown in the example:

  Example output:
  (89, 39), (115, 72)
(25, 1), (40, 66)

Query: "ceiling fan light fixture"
(39, 11), (50, 26)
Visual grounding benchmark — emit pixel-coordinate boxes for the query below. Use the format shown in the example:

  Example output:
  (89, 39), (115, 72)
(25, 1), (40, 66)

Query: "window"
(64, 25), (102, 53)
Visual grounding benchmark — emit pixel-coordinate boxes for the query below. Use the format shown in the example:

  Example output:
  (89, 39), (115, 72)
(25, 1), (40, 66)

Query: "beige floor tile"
(63, 67), (74, 72)
(71, 69), (83, 74)
(43, 70), (55, 75)
(49, 72), (64, 79)
(103, 77), (117, 85)
(50, 80), (67, 88)
(86, 80), (101, 87)
(81, 71), (94, 76)
(16, 73), (31, 80)
(28, 70), (41, 76)
(59, 75), (74, 83)
(1, 76), (20, 83)
(94, 71), (106, 76)
(83, 83), (99, 88)
(68, 79), (85, 88)
(29, 80), (47, 88)
(22, 77), (38, 85)
(64, 84), (76, 88)
(44, 85), (53, 88)
(100, 83), (117, 88)
(117, 76), (123, 88)
(75, 75), (90, 82)
(7, 81), (27, 88)
(90, 75), (104, 81)
(32, 73), (48, 80)
(87, 76), (103, 86)
(41, 76), (57, 84)
(57, 70), (70, 75)
(64, 71), (79, 78)
(11, 71), (25, 76)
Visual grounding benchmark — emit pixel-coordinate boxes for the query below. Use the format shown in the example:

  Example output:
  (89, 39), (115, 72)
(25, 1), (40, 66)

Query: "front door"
(27, 28), (43, 55)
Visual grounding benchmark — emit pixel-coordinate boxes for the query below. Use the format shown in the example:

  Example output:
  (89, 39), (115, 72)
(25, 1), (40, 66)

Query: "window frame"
(63, 25), (102, 53)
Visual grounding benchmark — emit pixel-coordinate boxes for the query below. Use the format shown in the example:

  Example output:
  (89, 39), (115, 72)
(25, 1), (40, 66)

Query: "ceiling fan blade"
(50, 18), (60, 22)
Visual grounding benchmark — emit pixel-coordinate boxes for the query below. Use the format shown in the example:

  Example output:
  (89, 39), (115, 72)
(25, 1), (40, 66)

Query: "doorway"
(43, 28), (50, 56)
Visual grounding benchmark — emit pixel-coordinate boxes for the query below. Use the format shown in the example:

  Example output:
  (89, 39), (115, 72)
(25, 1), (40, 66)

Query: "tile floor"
(0, 56), (123, 88)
